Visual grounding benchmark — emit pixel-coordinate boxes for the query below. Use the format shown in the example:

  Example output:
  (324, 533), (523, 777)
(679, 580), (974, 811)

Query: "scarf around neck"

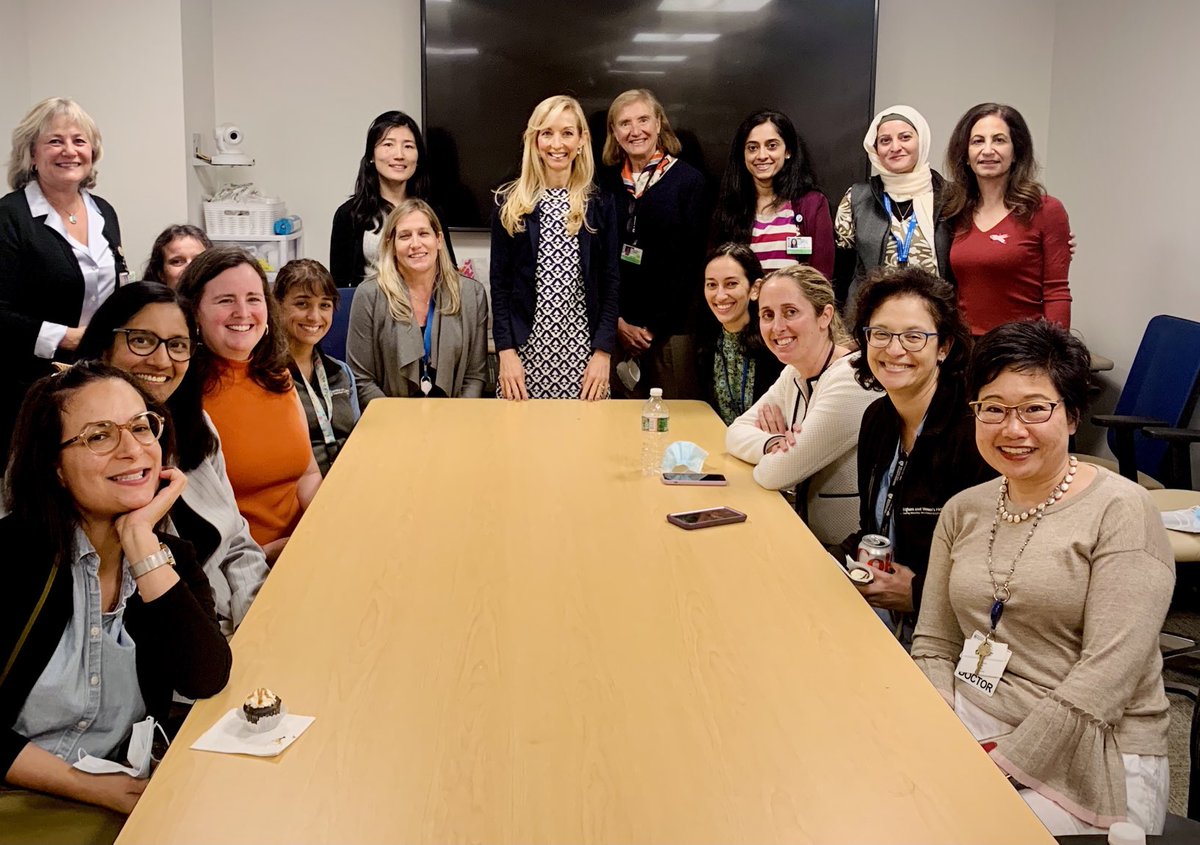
(863, 105), (937, 266)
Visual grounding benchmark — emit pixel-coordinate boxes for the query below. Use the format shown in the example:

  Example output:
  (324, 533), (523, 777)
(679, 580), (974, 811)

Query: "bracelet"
(128, 543), (175, 579)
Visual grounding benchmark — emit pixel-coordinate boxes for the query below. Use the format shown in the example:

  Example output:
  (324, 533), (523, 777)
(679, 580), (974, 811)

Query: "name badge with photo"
(621, 244), (644, 265)
(786, 236), (813, 256)
(954, 630), (1012, 698)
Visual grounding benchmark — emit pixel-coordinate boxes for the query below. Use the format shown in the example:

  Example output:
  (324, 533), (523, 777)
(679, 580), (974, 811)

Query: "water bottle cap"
(650, 388), (663, 397)
(1106, 822), (1145, 845)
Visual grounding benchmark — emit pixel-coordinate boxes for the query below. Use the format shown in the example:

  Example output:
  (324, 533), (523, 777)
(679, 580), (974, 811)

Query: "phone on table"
(667, 506), (747, 530)
(661, 472), (728, 486)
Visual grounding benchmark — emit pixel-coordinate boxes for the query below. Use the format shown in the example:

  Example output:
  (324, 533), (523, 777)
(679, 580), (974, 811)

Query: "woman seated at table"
(177, 247), (322, 562)
(833, 267), (992, 635)
(141, 223), (211, 289)
(274, 259), (360, 473)
(348, 199), (488, 403)
(944, 103), (1072, 335)
(912, 320), (1174, 835)
(726, 265), (876, 545)
(77, 282), (269, 635)
(0, 362), (231, 819)
(696, 243), (782, 424)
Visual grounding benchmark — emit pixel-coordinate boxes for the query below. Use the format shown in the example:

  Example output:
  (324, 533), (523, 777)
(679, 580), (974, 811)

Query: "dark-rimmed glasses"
(113, 328), (193, 362)
(862, 327), (939, 352)
(60, 411), (165, 455)
(969, 400), (1060, 425)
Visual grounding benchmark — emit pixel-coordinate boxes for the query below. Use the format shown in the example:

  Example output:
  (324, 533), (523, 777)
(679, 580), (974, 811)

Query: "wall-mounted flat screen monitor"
(423, 0), (877, 230)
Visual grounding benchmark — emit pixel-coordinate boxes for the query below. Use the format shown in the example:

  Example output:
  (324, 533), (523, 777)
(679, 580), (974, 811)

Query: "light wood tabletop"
(117, 399), (1053, 845)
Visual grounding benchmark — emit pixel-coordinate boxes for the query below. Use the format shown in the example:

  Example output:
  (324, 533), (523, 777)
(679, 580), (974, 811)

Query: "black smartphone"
(661, 472), (728, 486)
(666, 506), (747, 530)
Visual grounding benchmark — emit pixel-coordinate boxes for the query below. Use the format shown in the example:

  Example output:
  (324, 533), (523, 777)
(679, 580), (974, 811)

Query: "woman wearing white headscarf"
(833, 105), (954, 319)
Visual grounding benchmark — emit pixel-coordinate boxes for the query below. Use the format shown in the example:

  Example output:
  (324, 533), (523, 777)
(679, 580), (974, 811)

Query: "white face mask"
(1162, 506), (1200, 534)
(72, 716), (166, 779)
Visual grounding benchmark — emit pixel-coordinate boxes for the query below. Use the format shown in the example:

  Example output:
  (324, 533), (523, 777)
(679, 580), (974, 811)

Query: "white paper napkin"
(191, 709), (315, 757)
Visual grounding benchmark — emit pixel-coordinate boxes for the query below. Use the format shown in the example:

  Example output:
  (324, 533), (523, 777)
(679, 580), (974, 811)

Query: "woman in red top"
(944, 103), (1072, 335)
(177, 246), (321, 563)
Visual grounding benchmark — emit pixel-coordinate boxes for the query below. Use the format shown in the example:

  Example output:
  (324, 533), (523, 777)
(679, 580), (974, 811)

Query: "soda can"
(857, 534), (894, 573)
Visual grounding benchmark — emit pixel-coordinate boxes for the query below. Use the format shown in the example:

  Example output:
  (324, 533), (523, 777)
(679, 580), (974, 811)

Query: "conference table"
(117, 399), (1053, 844)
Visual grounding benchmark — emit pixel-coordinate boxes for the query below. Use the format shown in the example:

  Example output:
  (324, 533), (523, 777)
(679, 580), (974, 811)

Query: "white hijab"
(863, 105), (937, 263)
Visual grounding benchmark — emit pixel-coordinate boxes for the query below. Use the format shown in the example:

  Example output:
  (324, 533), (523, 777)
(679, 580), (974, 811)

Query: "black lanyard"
(878, 445), (911, 536)
(625, 158), (663, 242)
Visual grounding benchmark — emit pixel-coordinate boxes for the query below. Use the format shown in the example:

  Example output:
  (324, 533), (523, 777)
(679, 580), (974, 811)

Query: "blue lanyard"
(883, 195), (918, 264)
(419, 296), (437, 389)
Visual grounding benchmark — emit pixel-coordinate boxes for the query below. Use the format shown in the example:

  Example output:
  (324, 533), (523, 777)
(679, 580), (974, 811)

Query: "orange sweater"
(203, 360), (310, 546)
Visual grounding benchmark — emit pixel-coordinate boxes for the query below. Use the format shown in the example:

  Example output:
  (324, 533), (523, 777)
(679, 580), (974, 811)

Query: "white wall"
(182, 0), (217, 225)
(209, 0), (423, 269)
(0, 0), (30, 173)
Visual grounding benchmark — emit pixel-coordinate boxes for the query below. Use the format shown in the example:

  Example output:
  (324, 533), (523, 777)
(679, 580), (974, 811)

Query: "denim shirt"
(11, 528), (145, 763)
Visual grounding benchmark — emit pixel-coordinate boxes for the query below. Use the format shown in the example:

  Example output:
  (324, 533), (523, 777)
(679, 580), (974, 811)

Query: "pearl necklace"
(997, 455), (1078, 523)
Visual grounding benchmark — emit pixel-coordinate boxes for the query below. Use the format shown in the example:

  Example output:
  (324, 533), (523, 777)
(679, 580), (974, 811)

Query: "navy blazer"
(489, 190), (620, 354)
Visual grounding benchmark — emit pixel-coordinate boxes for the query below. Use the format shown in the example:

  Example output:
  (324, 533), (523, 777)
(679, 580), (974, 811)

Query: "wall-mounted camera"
(210, 123), (254, 166)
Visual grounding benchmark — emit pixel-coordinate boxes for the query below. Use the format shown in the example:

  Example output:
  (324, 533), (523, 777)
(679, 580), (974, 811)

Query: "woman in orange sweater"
(177, 246), (321, 563)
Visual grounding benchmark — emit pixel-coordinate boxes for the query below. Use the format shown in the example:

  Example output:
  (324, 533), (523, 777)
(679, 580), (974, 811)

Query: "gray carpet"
(1162, 572), (1200, 817)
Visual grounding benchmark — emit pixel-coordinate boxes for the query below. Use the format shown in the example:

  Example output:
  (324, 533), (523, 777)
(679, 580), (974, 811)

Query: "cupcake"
(241, 687), (284, 731)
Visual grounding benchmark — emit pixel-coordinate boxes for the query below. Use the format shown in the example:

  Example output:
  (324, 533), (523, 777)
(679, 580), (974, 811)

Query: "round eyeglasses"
(60, 411), (165, 455)
(862, 327), (939, 352)
(114, 328), (193, 362)
(969, 400), (1061, 425)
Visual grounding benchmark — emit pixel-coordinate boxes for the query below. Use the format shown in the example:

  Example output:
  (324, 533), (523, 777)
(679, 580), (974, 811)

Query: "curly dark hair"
(712, 109), (822, 245)
(942, 102), (1045, 229)
(967, 319), (1093, 425)
(347, 111), (433, 235)
(176, 246), (293, 395)
(850, 266), (972, 392)
(4, 361), (176, 570)
(143, 223), (212, 284)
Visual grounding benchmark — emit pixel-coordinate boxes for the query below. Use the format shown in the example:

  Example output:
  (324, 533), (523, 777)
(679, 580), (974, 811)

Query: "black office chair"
(1088, 316), (1200, 488)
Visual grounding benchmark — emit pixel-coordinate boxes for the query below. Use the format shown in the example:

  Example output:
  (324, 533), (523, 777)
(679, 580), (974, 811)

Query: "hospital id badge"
(954, 630), (1012, 698)
(620, 244), (644, 265)
(786, 236), (813, 256)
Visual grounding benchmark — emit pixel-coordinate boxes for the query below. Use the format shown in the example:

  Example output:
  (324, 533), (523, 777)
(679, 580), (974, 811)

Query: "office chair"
(322, 287), (356, 362)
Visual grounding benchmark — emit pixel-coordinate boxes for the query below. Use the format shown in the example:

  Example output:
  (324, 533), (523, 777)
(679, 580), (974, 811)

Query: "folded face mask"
(1162, 506), (1200, 534)
(661, 441), (709, 473)
(73, 715), (166, 779)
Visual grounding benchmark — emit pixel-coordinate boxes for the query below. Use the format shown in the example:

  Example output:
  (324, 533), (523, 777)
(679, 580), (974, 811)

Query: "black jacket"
(0, 518), (232, 777)
(328, 198), (457, 288)
(833, 379), (995, 614)
(489, 190), (621, 354)
(0, 188), (127, 456)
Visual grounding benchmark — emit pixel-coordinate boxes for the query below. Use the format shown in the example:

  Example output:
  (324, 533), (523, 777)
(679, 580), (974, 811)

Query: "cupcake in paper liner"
(239, 687), (285, 732)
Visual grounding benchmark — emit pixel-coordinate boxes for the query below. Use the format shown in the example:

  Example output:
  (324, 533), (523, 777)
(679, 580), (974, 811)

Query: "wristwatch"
(129, 543), (175, 579)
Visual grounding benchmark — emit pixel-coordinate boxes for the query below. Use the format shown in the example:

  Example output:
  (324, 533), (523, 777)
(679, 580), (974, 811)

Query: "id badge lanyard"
(883, 195), (918, 265)
(419, 296), (436, 396)
(625, 158), (663, 243)
(301, 352), (338, 447)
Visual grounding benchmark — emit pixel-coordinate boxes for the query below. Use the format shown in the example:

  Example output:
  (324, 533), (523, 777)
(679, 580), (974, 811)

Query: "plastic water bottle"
(640, 388), (670, 476)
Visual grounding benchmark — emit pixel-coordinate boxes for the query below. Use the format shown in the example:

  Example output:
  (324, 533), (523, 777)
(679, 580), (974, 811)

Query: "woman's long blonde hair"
(8, 97), (103, 191)
(760, 265), (851, 346)
(496, 95), (595, 238)
(373, 198), (461, 324)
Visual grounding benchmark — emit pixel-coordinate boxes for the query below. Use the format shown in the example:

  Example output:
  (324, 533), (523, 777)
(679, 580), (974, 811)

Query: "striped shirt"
(751, 201), (801, 271)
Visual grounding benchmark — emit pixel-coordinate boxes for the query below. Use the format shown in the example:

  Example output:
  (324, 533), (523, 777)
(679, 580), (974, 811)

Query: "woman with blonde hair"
(348, 198), (487, 402)
(490, 95), (620, 401)
(726, 264), (876, 544)
(598, 88), (707, 400)
(0, 97), (130, 460)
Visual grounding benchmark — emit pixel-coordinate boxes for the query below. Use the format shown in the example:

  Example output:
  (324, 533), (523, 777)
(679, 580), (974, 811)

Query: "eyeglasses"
(114, 328), (193, 362)
(60, 411), (165, 455)
(969, 400), (1061, 425)
(862, 327), (939, 352)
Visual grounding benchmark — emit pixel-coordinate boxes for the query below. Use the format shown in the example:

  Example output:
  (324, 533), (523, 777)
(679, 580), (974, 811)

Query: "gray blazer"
(347, 274), (489, 403)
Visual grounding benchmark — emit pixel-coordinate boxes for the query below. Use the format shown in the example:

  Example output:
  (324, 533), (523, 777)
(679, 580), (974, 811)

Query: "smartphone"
(661, 472), (728, 486)
(667, 506), (747, 530)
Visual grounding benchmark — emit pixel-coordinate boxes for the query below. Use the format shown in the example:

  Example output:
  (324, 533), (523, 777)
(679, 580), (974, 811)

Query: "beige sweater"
(912, 467), (1174, 827)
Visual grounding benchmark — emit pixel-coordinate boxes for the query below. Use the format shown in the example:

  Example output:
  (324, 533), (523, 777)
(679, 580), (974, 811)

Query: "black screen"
(423, 0), (877, 230)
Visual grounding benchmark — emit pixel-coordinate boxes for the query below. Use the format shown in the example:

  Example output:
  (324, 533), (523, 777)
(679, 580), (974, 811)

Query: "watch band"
(129, 543), (175, 579)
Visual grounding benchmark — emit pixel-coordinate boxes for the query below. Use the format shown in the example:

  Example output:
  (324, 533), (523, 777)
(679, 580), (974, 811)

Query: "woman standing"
(78, 282), (269, 635)
(913, 321), (1172, 834)
(142, 223), (211, 289)
(944, 103), (1072, 335)
(491, 95), (619, 401)
(330, 111), (455, 288)
(0, 362), (230, 823)
(274, 259), (360, 475)
(598, 89), (707, 399)
(696, 243), (782, 424)
(177, 247), (322, 562)
(726, 265), (876, 545)
(712, 110), (833, 278)
(348, 199), (487, 402)
(833, 105), (953, 318)
(0, 98), (129, 458)
(835, 267), (993, 633)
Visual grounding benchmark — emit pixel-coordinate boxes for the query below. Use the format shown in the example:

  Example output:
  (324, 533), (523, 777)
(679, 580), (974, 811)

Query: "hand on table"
(756, 403), (790, 434)
(854, 561), (915, 612)
(82, 772), (148, 815)
(498, 349), (528, 401)
(580, 351), (611, 401)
